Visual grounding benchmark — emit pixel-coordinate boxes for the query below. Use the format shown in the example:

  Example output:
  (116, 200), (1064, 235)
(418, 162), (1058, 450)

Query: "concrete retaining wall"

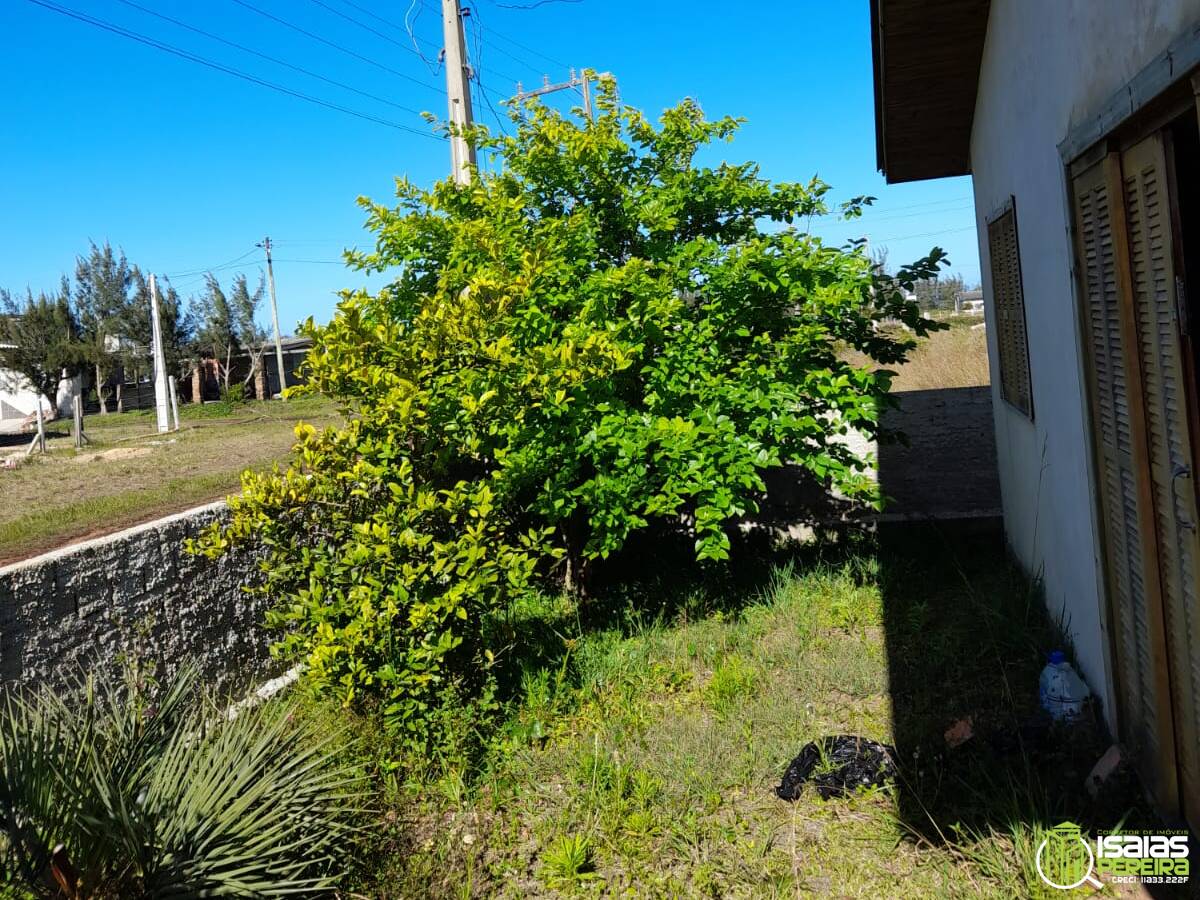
(0, 386), (1003, 690)
(762, 385), (1002, 525)
(0, 502), (274, 690)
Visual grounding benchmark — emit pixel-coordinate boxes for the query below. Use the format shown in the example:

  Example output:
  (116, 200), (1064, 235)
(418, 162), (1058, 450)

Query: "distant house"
(0, 336), (73, 429)
(871, 1), (1200, 827)
(954, 288), (984, 316)
(0, 364), (79, 429)
(189, 336), (312, 402)
(0, 351), (43, 427)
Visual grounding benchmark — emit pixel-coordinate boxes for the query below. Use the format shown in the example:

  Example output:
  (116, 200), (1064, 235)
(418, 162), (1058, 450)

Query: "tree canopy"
(198, 77), (947, 742)
(0, 281), (78, 416)
(0, 241), (273, 413)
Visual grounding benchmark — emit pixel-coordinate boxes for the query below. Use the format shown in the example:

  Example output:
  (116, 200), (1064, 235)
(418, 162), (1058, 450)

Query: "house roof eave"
(871, 0), (990, 184)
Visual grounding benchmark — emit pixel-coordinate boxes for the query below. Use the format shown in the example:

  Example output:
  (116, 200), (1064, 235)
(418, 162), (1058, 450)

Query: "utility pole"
(514, 69), (609, 122)
(149, 274), (170, 434)
(257, 236), (288, 396)
(442, 0), (476, 184)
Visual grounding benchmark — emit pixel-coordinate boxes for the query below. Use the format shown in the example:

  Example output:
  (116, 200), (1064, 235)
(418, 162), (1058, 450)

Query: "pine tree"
(229, 273), (267, 396)
(194, 273), (237, 393)
(0, 281), (79, 417)
(157, 279), (195, 378)
(74, 242), (132, 413)
(125, 270), (195, 383)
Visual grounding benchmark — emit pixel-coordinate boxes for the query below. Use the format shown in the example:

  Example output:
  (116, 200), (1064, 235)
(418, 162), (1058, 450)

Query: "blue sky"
(0, 0), (979, 333)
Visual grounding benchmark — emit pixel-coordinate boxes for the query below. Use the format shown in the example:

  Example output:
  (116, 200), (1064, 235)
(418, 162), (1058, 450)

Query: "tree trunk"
(42, 377), (60, 420)
(115, 380), (123, 414)
(95, 363), (108, 415)
(192, 365), (202, 404)
(562, 510), (592, 601)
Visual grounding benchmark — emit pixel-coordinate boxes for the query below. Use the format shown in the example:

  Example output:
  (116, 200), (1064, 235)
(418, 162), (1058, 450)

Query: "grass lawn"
(0, 395), (339, 565)
(336, 530), (1159, 899)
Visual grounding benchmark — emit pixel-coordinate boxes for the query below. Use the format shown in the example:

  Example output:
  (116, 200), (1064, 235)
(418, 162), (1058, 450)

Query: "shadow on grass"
(0, 427), (70, 449)
(878, 523), (1191, 897)
(483, 522), (872, 718)
(483, 520), (1192, 895)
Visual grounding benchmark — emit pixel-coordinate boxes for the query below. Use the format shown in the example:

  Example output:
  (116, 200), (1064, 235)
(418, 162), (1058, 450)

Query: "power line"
(822, 204), (974, 227)
(336, 0), (415, 33)
(230, 0), (446, 97)
(25, 0), (441, 137)
(872, 225), (978, 243)
(270, 238), (358, 244)
(468, 6), (511, 137)
(113, 0), (431, 118)
(417, 0), (569, 71)
(861, 196), (972, 213)
(165, 254), (350, 293)
(462, 10), (555, 78)
(486, 0), (585, 10)
(165, 248), (262, 280)
(309, 0), (524, 89)
(861, 204), (973, 223)
(477, 26), (568, 72)
(403, 0), (442, 76)
(308, 0), (415, 52)
(271, 258), (347, 264)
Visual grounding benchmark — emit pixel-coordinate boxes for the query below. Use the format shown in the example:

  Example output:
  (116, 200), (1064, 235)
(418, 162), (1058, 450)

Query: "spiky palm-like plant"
(0, 665), (359, 898)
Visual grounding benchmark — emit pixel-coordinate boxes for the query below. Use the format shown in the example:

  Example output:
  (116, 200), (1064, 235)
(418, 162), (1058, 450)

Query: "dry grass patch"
(0, 395), (339, 563)
(845, 318), (991, 392)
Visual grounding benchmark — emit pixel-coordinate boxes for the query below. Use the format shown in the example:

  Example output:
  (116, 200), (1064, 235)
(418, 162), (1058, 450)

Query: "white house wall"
(969, 0), (1200, 728)
(0, 367), (50, 422)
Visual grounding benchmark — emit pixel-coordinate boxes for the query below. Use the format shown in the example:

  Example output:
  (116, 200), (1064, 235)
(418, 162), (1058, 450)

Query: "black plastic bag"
(775, 735), (897, 801)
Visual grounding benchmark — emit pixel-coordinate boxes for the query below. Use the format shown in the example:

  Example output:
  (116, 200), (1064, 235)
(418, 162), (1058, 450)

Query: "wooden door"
(1121, 133), (1200, 827)
(1072, 154), (1181, 813)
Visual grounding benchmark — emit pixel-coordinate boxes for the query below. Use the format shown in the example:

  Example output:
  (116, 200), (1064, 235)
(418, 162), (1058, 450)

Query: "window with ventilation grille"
(987, 199), (1033, 418)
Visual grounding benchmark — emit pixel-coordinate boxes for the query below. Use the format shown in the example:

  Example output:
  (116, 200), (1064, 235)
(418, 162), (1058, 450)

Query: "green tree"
(125, 269), (195, 381)
(74, 241), (132, 413)
(192, 273), (238, 393)
(914, 272), (968, 310)
(0, 280), (79, 417)
(159, 278), (196, 377)
(196, 77), (946, 741)
(228, 273), (268, 395)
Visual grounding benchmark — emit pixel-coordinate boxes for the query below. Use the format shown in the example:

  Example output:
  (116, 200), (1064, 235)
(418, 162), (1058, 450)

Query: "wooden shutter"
(1072, 154), (1180, 812)
(1121, 133), (1200, 826)
(987, 202), (1033, 416)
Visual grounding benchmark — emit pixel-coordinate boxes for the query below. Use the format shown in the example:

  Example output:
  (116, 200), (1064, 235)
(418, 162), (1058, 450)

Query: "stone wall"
(0, 502), (275, 691)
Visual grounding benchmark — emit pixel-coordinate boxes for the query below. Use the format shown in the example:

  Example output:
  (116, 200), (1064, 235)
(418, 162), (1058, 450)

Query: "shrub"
(540, 834), (597, 889)
(194, 75), (945, 745)
(706, 654), (759, 716)
(0, 665), (359, 897)
(217, 381), (246, 408)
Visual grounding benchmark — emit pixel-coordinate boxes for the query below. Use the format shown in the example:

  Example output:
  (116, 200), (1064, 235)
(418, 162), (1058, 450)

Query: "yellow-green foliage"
(193, 75), (946, 745)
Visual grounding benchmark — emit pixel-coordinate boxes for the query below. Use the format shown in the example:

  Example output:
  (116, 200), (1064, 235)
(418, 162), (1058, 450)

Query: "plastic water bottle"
(1039, 651), (1090, 721)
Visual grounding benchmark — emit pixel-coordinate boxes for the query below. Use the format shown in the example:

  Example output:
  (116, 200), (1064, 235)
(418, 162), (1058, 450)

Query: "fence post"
(28, 403), (46, 455)
(168, 376), (181, 431)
